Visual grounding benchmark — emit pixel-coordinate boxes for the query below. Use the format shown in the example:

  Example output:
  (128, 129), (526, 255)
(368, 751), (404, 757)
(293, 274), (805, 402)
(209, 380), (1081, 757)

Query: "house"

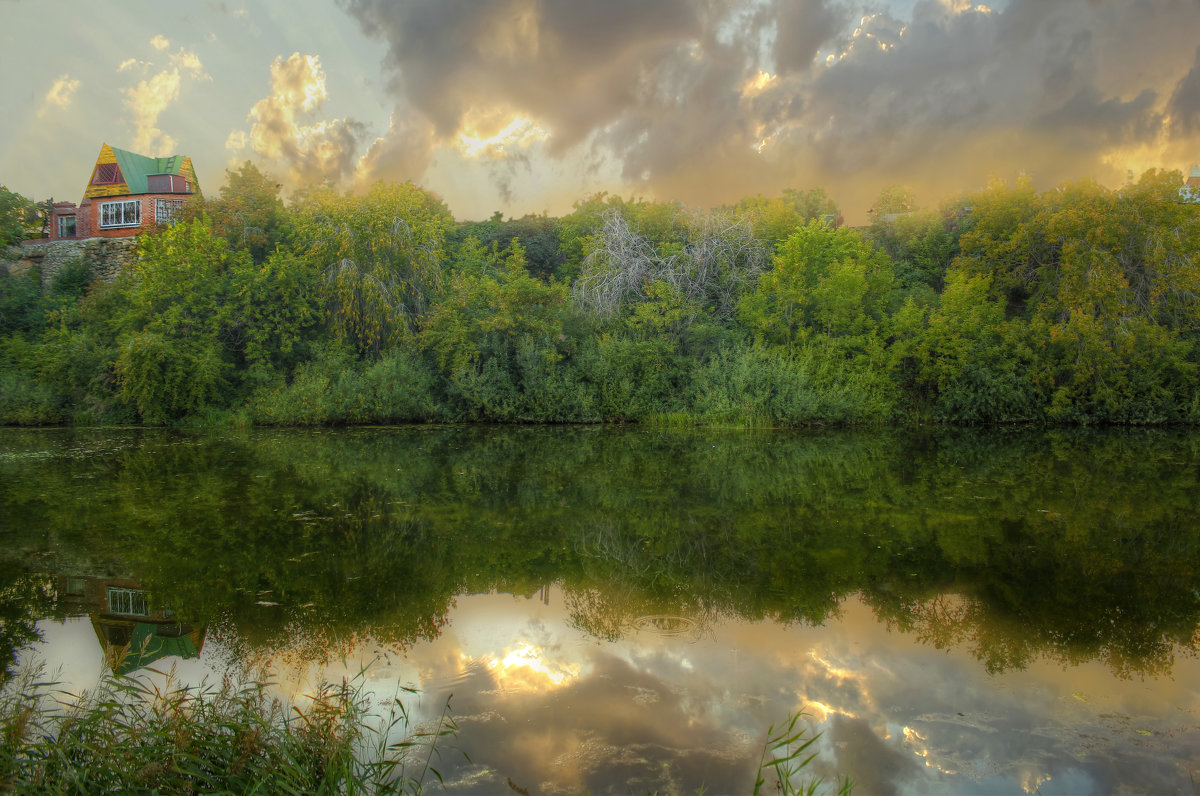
(47, 143), (201, 241)
(1182, 164), (1200, 204)
(56, 573), (206, 676)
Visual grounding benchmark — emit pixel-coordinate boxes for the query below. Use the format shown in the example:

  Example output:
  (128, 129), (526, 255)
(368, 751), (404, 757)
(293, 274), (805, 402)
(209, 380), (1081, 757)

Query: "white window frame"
(155, 198), (184, 226)
(107, 587), (148, 616)
(57, 215), (76, 238)
(99, 199), (141, 229)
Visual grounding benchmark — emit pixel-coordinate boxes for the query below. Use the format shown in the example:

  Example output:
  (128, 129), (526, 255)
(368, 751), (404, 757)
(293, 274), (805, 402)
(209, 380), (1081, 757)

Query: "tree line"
(2, 165), (1199, 426)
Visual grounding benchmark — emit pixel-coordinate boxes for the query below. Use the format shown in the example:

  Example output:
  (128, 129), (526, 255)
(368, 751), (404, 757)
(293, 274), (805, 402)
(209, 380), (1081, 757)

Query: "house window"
(148, 174), (190, 193)
(155, 198), (184, 225)
(99, 199), (141, 228)
(57, 215), (76, 238)
(65, 577), (86, 596)
(93, 163), (121, 185)
(107, 587), (148, 616)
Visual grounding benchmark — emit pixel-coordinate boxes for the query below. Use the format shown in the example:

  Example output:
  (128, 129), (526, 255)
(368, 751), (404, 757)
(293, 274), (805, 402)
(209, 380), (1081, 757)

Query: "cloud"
(123, 69), (182, 153)
(232, 52), (365, 186)
(117, 41), (208, 155)
(354, 109), (435, 186)
(339, 0), (1200, 219)
(118, 58), (150, 73)
(39, 75), (80, 117)
(204, 1), (247, 16)
(1168, 46), (1200, 138)
(170, 47), (210, 79)
(225, 129), (248, 151)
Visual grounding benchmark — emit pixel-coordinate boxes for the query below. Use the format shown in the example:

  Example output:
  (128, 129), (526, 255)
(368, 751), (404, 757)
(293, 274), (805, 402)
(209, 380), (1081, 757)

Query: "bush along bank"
(2, 172), (1199, 428)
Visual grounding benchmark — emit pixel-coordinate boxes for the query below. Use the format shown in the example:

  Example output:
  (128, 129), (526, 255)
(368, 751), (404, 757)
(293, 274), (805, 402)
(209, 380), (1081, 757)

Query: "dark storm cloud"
(340, 0), (1200, 218)
(1036, 88), (1162, 147)
(772, 0), (844, 75)
(344, 0), (704, 150)
(1169, 47), (1200, 138)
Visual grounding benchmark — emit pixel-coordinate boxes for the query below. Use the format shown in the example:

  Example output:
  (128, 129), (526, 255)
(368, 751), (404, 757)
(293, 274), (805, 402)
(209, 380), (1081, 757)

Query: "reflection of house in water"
(55, 575), (206, 676)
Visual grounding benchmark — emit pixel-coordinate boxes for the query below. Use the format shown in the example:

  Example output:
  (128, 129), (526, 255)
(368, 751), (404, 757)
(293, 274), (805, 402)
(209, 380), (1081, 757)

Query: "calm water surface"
(2, 426), (1199, 794)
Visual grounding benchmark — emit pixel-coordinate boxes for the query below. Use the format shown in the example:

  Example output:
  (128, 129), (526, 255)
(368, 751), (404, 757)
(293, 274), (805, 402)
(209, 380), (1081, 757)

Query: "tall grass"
(754, 712), (853, 796)
(0, 663), (458, 794)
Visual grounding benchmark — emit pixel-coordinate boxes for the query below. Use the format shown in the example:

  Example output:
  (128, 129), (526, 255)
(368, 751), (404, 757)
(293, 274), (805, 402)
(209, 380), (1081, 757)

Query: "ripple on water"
(631, 614), (697, 638)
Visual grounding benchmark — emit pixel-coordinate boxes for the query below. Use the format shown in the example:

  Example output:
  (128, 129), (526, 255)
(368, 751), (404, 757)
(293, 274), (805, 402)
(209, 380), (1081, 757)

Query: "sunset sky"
(4, 0), (1200, 222)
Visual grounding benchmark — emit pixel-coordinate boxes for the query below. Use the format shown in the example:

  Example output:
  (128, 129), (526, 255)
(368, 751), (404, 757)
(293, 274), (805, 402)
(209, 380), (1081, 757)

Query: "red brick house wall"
(76, 193), (191, 239)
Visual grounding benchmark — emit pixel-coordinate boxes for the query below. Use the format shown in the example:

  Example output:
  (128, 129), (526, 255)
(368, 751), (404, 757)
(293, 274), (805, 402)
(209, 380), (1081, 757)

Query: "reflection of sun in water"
(1020, 769), (1051, 794)
(803, 700), (834, 722)
(902, 725), (962, 777)
(903, 726), (929, 758)
(486, 641), (580, 689)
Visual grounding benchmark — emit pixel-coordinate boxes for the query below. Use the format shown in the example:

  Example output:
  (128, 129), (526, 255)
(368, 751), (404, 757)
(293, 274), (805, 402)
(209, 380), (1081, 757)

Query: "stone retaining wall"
(4, 237), (139, 287)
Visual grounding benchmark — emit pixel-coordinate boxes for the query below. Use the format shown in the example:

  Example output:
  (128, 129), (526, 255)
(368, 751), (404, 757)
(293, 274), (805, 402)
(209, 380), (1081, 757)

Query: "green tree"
(421, 242), (572, 419)
(113, 220), (248, 422)
(294, 181), (454, 356)
(0, 185), (35, 247)
(739, 221), (894, 345)
(452, 212), (564, 280)
(227, 250), (323, 386)
(728, 187), (840, 248)
(198, 161), (291, 263)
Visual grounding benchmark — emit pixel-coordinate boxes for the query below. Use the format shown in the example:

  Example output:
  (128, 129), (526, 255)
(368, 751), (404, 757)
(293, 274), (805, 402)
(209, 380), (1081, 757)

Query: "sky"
(3, 0), (1200, 223)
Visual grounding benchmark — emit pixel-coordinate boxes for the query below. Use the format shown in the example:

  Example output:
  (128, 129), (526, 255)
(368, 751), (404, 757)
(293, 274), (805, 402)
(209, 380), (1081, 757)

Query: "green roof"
(117, 622), (201, 675)
(110, 146), (188, 195)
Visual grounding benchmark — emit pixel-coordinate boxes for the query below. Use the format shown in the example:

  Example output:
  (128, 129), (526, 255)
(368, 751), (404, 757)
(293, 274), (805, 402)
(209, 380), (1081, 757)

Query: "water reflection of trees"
(2, 426), (1199, 676)
(0, 561), (57, 679)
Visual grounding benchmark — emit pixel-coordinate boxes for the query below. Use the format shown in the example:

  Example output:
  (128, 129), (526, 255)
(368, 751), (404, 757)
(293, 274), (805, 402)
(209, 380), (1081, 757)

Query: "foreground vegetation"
(3, 168), (1200, 427)
(0, 665), (458, 794)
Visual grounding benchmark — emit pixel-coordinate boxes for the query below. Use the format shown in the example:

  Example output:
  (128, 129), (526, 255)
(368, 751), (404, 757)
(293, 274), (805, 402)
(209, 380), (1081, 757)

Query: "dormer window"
(148, 173), (189, 193)
(93, 163), (121, 185)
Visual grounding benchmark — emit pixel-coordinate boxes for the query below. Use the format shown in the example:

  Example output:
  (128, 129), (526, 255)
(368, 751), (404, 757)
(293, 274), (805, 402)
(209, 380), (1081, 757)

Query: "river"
(1, 426), (1198, 793)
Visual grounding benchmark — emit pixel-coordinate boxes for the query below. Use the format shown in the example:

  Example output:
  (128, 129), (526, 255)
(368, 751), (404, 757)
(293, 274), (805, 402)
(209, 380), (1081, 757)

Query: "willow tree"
(293, 181), (454, 357)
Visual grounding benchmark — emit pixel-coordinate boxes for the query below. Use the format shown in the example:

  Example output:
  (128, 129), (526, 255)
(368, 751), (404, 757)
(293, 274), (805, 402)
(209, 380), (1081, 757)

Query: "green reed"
(0, 663), (458, 795)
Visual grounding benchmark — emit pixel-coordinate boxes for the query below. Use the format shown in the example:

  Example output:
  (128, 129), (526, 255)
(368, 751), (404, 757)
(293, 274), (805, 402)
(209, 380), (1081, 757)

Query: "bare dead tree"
(573, 209), (768, 320)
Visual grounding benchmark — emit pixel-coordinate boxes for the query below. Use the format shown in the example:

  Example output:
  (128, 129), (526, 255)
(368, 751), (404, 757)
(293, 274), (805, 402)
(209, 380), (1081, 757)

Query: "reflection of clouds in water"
(411, 595), (1200, 794)
(443, 646), (755, 794)
(21, 593), (1200, 794)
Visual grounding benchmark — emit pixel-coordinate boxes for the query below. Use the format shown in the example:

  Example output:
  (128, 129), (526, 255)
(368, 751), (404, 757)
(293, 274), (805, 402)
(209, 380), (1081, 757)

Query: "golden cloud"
(455, 110), (548, 160)
(41, 75), (80, 113)
(117, 58), (149, 73)
(169, 48), (209, 80)
(234, 53), (363, 186)
(123, 69), (181, 154)
(225, 129), (248, 151)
